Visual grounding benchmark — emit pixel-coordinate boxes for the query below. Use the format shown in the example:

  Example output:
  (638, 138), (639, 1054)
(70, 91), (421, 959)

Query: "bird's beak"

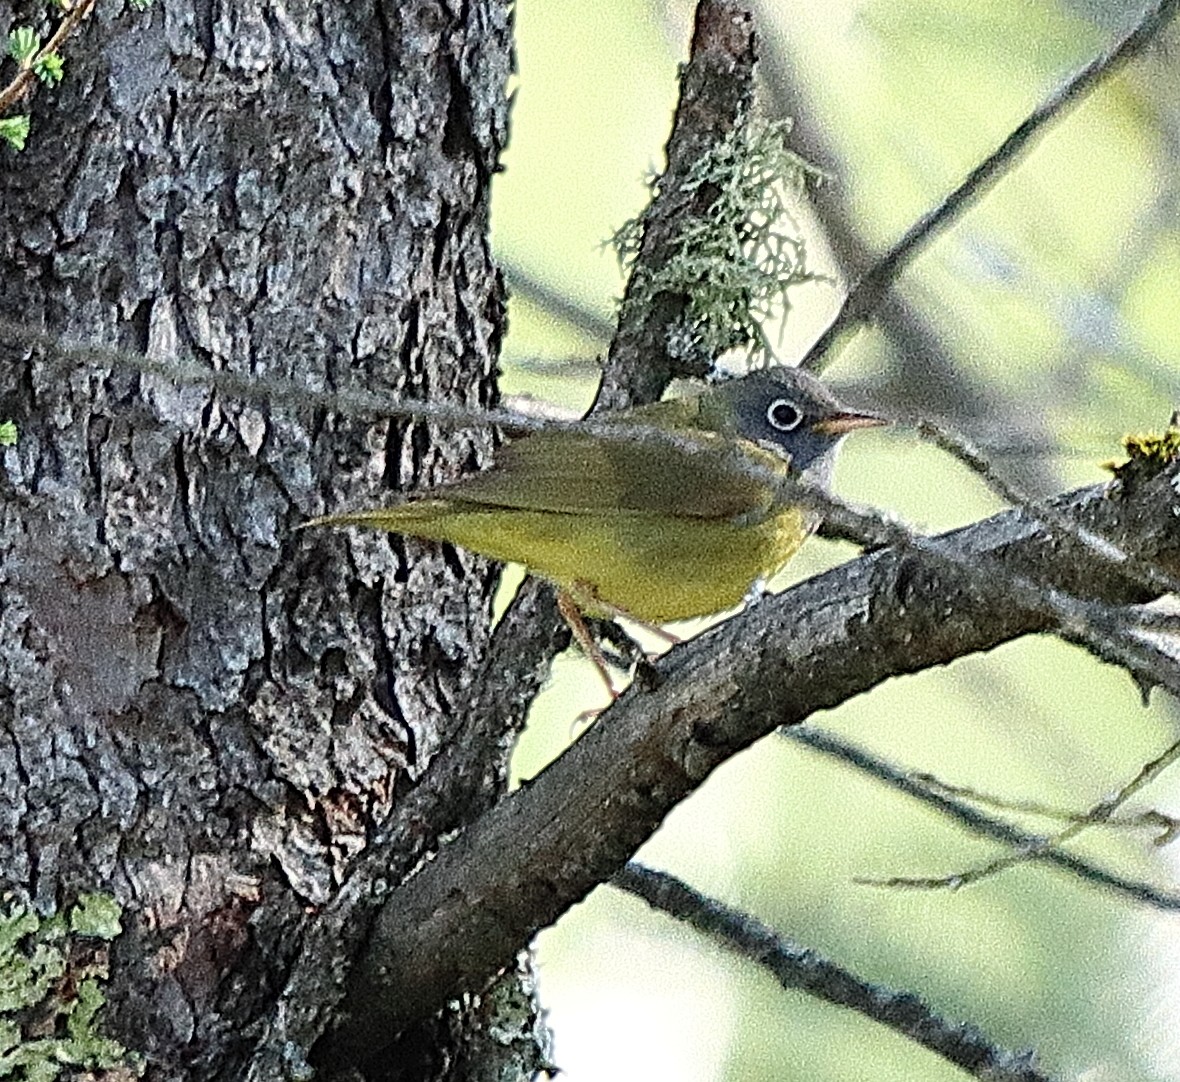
(812, 410), (888, 436)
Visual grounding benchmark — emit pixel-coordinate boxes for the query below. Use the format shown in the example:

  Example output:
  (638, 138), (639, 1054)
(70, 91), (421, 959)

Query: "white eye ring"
(767, 399), (802, 431)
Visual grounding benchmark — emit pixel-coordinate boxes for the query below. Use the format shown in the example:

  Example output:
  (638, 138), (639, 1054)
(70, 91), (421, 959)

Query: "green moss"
(0, 895), (140, 1079)
(1121, 428), (1180, 465)
(0, 116), (27, 152)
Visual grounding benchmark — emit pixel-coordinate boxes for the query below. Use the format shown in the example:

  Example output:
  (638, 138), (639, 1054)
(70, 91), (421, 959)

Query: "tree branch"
(596, 0), (759, 408)
(798, 0), (1180, 373)
(783, 728), (1180, 911)
(613, 863), (1055, 1082)
(314, 457), (1180, 1064)
(915, 420), (1180, 598)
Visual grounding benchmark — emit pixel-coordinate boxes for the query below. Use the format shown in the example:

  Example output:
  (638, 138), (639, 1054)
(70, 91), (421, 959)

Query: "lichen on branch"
(0, 894), (137, 1079)
(612, 118), (823, 363)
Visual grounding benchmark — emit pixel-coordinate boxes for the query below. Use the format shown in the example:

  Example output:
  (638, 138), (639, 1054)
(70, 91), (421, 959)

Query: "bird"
(305, 365), (883, 688)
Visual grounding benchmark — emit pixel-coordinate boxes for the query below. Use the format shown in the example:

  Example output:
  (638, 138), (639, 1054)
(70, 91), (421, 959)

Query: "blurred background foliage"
(491, 1), (1180, 1080)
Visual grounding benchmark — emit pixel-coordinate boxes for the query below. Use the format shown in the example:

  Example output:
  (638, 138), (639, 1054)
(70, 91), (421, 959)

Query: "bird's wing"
(444, 424), (786, 521)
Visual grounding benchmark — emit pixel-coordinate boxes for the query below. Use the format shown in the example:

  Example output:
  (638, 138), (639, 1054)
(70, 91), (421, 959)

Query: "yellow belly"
(381, 503), (814, 624)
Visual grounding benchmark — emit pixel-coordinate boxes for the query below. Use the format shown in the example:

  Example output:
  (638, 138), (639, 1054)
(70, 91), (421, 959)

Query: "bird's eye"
(767, 399), (802, 431)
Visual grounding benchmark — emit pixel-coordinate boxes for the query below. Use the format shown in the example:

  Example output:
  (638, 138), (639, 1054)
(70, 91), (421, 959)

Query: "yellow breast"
(383, 502), (815, 624)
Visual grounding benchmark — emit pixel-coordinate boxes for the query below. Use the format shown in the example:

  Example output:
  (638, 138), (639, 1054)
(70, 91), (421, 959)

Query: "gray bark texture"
(0, 2), (551, 1079)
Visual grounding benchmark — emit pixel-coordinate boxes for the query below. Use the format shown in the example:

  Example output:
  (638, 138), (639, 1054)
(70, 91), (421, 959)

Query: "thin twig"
(0, 0), (99, 114)
(799, 0), (1180, 373)
(808, 481), (1180, 705)
(3, 315), (793, 463)
(782, 727), (1180, 911)
(862, 736), (1180, 893)
(910, 773), (1180, 845)
(613, 863), (1055, 1082)
(4, 315), (554, 433)
(917, 418), (1180, 599)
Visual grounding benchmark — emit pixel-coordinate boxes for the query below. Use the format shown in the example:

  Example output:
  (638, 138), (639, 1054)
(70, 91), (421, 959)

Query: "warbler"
(306, 366), (882, 682)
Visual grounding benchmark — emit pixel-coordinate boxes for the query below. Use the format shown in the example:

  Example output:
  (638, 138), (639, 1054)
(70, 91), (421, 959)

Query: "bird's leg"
(620, 614), (682, 649)
(562, 588), (678, 718)
(556, 589), (620, 701)
(566, 582), (682, 654)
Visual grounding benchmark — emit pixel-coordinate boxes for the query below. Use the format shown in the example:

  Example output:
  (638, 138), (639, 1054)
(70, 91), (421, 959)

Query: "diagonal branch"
(613, 863), (1055, 1082)
(916, 420), (1180, 598)
(799, 0), (1180, 373)
(783, 728), (1180, 911)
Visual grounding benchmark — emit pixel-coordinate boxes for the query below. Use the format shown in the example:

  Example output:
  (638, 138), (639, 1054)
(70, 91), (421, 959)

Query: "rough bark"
(0, 2), (543, 1079)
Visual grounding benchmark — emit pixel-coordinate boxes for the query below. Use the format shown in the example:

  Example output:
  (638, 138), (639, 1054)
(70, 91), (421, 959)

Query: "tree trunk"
(0, 2), (545, 1078)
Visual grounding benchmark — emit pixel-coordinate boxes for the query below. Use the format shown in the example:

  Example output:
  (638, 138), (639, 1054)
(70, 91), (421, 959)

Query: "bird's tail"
(300, 499), (455, 533)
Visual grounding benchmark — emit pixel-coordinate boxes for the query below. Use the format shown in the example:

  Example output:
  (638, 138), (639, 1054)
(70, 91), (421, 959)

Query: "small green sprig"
(1105, 426), (1180, 492)
(0, 420), (17, 447)
(8, 27), (65, 87)
(0, 116), (27, 151)
(6, 26), (40, 66)
(33, 51), (64, 86)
